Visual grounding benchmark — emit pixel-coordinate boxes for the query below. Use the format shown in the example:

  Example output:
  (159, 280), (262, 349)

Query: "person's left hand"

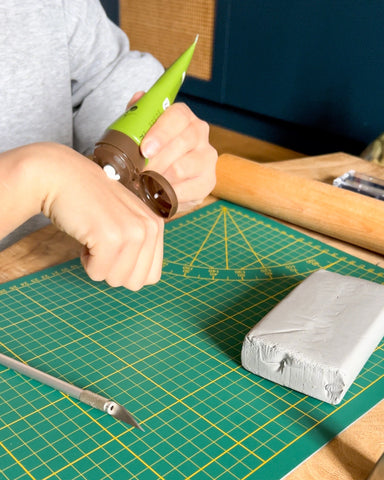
(129, 95), (217, 212)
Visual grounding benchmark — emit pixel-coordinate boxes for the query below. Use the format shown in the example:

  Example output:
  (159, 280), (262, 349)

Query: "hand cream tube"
(93, 36), (198, 218)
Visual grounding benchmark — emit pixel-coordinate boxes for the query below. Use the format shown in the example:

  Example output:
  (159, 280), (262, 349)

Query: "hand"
(138, 101), (217, 212)
(0, 143), (164, 290)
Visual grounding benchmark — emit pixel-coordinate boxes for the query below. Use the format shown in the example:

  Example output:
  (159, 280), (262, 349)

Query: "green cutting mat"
(0, 200), (383, 480)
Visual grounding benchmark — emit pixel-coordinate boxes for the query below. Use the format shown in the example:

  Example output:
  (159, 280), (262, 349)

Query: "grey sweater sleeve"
(0, 0), (164, 251)
(63, 0), (164, 155)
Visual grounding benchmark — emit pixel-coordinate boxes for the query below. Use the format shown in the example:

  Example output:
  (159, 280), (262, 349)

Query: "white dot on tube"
(103, 165), (120, 181)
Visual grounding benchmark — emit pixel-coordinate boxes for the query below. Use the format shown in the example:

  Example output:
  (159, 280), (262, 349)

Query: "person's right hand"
(0, 142), (164, 290)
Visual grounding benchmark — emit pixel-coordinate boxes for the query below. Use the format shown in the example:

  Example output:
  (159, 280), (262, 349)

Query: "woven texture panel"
(119, 0), (215, 80)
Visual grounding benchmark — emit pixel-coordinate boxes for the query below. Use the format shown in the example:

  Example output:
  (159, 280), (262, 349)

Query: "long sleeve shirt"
(0, 0), (163, 250)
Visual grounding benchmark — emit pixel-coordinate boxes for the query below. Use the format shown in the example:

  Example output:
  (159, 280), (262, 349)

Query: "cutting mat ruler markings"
(0, 200), (383, 480)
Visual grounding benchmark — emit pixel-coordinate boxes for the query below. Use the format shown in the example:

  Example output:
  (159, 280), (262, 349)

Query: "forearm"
(0, 142), (95, 241)
(0, 144), (45, 240)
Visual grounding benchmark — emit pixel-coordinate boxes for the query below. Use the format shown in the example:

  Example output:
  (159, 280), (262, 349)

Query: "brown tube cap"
(93, 129), (178, 218)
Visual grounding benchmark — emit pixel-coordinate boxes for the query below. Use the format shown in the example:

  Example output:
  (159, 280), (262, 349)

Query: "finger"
(104, 214), (163, 290)
(171, 162), (217, 205)
(126, 91), (145, 110)
(79, 191), (145, 283)
(161, 141), (216, 186)
(162, 141), (217, 196)
(105, 241), (143, 290)
(145, 119), (210, 179)
(80, 214), (142, 283)
(81, 234), (125, 283)
(144, 123), (200, 177)
(140, 103), (195, 160)
(144, 218), (164, 285)
(172, 178), (207, 206)
(125, 217), (164, 290)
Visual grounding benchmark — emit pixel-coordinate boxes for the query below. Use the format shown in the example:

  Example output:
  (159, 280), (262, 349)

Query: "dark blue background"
(100, 0), (384, 155)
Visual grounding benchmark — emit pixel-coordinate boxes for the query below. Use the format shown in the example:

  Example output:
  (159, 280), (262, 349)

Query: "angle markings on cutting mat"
(0, 201), (383, 480)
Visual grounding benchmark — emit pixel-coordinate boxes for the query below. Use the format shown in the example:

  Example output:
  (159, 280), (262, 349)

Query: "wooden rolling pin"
(213, 153), (384, 255)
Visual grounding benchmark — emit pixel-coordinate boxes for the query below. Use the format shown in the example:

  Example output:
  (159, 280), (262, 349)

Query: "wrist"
(0, 142), (79, 219)
(0, 144), (50, 239)
(17, 142), (96, 218)
(14, 143), (57, 216)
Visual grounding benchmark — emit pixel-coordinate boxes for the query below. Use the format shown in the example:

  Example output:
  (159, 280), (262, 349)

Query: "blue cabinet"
(183, 0), (384, 155)
(104, 0), (384, 155)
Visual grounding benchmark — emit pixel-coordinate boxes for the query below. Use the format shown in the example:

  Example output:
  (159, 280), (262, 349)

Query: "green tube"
(93, 36), (198, 218)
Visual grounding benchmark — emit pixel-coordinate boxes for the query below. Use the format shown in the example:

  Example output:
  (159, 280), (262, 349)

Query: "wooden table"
(0, 127), (383, 479)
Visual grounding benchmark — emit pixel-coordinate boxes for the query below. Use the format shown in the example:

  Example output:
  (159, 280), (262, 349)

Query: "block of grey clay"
(241, 269), (384, 404)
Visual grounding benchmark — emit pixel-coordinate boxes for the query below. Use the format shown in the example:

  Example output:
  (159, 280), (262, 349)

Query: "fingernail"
(141, 139), (160, 158)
